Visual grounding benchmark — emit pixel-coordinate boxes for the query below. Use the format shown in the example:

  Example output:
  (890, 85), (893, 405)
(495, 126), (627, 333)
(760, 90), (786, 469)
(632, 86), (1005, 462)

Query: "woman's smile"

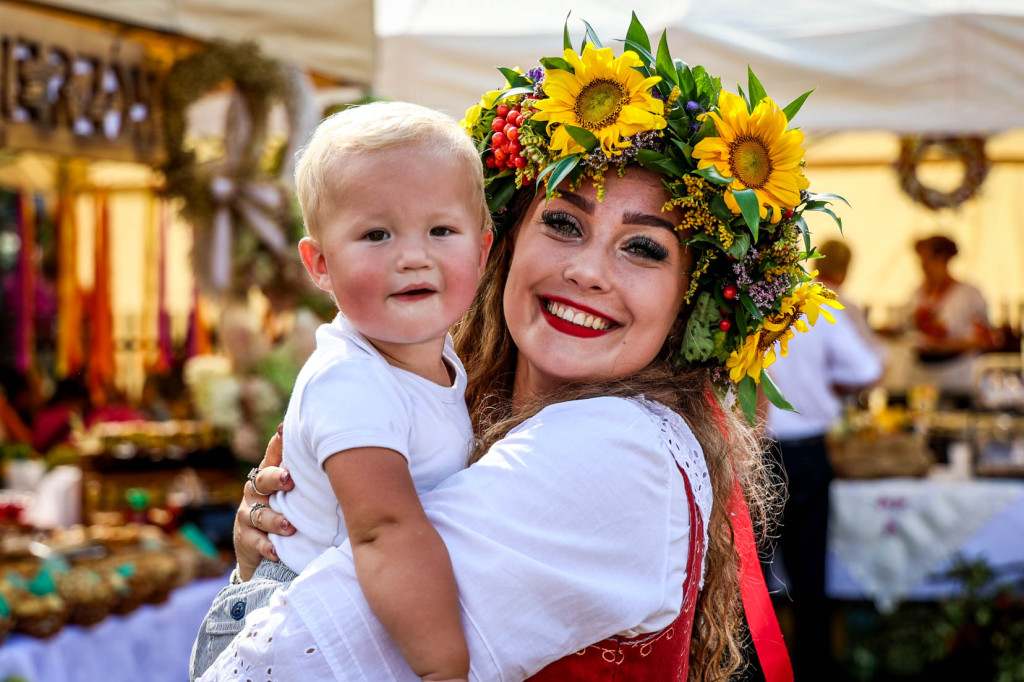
(541, 296), (618, 336)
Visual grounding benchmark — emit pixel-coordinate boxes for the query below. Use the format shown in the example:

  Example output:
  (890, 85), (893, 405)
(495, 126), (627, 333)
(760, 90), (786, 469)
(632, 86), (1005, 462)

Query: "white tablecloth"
(826, 478), (1024, 610)
(0, 572), (230, 682)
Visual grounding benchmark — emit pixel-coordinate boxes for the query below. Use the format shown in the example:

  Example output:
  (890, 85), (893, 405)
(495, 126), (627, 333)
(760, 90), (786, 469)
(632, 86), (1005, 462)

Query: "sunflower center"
(729, 136), (773, 189)
(759, 309), (800, 350)
(575, 79), (627, 130)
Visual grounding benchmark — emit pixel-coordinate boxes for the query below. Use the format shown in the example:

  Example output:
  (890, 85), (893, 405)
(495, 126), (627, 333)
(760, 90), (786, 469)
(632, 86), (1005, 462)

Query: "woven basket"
(828, 433), (934, 479)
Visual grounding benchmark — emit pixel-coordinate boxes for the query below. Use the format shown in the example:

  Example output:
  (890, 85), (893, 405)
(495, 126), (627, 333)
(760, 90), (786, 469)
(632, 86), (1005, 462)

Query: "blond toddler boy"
(191, 102), (492, 682)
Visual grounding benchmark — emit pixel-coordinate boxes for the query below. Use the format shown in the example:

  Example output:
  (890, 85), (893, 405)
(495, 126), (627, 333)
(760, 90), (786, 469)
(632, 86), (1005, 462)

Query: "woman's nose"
(562, 246), (609, 291)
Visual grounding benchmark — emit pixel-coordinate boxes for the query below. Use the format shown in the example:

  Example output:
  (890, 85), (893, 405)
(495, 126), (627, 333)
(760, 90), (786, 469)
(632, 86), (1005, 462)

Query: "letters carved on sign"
(0, 6), (164, 164)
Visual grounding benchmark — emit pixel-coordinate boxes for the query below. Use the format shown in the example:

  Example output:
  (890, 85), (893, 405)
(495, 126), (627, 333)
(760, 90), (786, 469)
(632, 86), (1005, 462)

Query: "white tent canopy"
(375, 0), (1024, 134)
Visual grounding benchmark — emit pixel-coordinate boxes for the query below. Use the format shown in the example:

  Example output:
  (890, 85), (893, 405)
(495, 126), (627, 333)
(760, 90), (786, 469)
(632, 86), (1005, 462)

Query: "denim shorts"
(189, 558), (298, 681)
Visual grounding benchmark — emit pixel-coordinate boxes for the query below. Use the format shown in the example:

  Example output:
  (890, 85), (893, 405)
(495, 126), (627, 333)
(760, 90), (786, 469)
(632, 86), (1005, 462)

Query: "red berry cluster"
(484, 104), (527, 174)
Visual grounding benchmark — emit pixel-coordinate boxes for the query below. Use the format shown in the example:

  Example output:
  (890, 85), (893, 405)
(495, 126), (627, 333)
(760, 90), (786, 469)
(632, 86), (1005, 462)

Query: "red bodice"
(526, 463), (704, 681)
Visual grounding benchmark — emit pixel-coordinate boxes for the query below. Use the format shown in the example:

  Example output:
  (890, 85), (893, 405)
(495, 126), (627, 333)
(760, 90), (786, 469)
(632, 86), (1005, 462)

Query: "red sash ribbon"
(731, 478), (794, 682)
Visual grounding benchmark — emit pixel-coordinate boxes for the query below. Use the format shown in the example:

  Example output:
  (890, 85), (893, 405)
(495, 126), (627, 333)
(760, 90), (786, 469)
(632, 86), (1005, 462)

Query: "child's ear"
(298, 237), (333, 293)
(478, 229), (495, 275)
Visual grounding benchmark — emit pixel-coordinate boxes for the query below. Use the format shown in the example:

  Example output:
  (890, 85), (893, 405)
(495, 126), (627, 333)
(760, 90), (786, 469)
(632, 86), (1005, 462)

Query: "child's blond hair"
(294, 101), (490, 239)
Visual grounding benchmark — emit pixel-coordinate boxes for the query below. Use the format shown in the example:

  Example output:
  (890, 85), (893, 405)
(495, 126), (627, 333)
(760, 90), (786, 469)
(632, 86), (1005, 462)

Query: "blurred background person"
(902, 235), (995, 399)
(763, 244), (885, 679)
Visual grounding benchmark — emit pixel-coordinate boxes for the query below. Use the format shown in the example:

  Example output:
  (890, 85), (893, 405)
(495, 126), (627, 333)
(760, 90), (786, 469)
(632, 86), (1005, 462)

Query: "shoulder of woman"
(509, 396), (702, 465)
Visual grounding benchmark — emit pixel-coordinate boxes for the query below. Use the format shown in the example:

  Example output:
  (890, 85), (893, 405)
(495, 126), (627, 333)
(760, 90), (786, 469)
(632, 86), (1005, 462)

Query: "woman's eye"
(363, 230), (389, 242)
(430, 226), (454, 237)
(624, 235), (670, 262)
(540, 210), (581, 237)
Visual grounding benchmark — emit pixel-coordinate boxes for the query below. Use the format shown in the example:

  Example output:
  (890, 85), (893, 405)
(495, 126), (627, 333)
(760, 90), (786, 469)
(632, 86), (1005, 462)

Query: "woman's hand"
(233, 429), (296, 580)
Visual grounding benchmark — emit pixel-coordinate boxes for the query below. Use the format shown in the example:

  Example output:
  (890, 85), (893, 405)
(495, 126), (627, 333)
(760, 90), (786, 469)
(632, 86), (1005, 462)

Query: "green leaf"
(671, 139), (694, 162)
(681, 293), (717, 362)
(655, 31), (678, 86)
(486, 177), (517, 213)
(693, 65), (713, 100)
(737, 376), (758, 425)
(539, 57), (573, 73)
(563, 12), (572, 51)
(732, 187), (761, 240)
(709, 194), (734, 224)
(726, 231), (751, 260)
(738, 291), (764, 321)
(541, 155), (581, 200)
(794, 215), (812, 254)
(675, 59), (696, 101)
(563, 125), (600, 151)
(761, 370), (795, 412)
(747, 66), (768, 109)
(736, 83), (749, 110)
(782, 88), (815, 123)
(694, 114), (717, 139)
(495, 86), (536, 102)
(694, 165), (733, 185)
(806, 192), (851, 207)
(635, 149), (684, 177)
(581, 18), (603, 49)
(621, 39), (656, 69)
(626, 12), (652, 57)
(497, 67), (531, 89)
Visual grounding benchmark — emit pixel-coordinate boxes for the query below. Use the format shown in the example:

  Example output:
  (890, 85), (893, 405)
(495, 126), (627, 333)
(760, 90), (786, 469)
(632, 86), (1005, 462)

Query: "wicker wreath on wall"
(896, 136), (990, 211)
(160, 41), (317, 296)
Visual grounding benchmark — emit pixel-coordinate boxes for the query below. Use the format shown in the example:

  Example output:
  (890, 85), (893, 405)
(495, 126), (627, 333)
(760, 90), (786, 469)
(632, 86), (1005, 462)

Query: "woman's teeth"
(545, 300), (612, 330)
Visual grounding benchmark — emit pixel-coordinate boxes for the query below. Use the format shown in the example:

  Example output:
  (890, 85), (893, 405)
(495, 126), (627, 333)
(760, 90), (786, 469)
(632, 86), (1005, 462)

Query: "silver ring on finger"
(247, 467), (271, 496)
(248, 502), (268, 528)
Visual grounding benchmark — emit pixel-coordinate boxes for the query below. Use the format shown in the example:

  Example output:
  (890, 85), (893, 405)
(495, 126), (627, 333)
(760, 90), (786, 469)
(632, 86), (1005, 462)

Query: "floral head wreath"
(460, 13), (847, 422)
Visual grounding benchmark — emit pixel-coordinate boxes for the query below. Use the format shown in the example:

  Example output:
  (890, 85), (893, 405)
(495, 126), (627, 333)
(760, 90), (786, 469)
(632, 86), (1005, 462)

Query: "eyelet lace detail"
(631, 398), (712, 587)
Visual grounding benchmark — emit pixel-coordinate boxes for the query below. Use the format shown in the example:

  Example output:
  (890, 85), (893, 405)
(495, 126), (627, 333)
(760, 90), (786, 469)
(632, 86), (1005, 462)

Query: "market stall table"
(0, 572), (230, 681)
(827, 477), (1024, 610)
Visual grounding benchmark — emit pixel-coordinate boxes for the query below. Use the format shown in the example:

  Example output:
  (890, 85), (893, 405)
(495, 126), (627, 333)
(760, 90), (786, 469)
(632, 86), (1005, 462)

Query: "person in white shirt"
(765, 241), (884, 679)
(191, 102), (494, 682)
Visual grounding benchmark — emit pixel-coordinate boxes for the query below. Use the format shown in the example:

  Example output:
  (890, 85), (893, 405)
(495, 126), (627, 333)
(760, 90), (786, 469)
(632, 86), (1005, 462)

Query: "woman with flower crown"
(203, 15), (845, 681)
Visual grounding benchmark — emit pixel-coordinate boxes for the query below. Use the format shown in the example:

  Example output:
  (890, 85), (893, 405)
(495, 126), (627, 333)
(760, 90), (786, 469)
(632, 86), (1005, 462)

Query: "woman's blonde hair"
(452, 188), (779, 681)
(294, 101), (492, 239)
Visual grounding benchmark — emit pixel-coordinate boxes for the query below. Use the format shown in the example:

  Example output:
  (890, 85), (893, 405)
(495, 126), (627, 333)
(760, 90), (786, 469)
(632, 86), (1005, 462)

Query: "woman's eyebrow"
(556, 191), (594, 214)
(623, 211), (677, 231)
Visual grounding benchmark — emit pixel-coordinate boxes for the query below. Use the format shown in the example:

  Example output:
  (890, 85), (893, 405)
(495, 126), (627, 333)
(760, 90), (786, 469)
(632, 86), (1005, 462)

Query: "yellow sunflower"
(727, 330), (779, 384)
(692, 91), (809, 223)
(460, 67), (523, 132)
(785, 279), (844, 326)
(532, 44), (666, 158)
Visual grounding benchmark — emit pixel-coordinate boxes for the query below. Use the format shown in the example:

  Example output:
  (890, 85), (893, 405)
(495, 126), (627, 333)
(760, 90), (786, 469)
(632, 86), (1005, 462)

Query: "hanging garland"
(161, 41), (313, 295)
(896, 136), (989, 210)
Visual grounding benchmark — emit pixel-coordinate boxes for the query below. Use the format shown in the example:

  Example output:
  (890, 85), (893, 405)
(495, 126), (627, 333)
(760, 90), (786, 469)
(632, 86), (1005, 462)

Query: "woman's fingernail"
(269, 545), (278, 558)
(281, 472), (291, 486)
(280, 519), (292, 532)
(277, 423), (284, 438)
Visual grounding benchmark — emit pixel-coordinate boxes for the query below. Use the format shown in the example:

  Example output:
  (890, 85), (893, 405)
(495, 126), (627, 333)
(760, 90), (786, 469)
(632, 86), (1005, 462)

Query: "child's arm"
(324, 447), (468, 682)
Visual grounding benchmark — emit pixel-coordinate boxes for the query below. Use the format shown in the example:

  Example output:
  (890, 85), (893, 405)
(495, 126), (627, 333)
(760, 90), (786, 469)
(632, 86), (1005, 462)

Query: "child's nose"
(396, 242), (431, 270)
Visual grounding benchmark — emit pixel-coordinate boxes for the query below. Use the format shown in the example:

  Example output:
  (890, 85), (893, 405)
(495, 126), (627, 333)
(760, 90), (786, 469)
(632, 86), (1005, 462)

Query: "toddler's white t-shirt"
(271, 313), (474, 573)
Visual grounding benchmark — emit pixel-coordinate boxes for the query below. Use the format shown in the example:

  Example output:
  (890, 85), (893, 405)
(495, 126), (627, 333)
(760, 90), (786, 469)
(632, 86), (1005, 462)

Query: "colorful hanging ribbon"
(56, 191), (84, 378)
(15, 192), (35, 375)
(86, 193), (115, 404)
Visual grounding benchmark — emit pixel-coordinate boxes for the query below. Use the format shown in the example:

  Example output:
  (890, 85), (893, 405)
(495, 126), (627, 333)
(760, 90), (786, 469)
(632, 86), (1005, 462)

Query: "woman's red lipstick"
(540, 297), (617, 338)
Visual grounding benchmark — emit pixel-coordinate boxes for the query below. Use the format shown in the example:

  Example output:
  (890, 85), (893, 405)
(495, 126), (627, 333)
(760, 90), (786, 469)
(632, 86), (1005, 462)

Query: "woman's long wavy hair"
(452, 187), (780, 681)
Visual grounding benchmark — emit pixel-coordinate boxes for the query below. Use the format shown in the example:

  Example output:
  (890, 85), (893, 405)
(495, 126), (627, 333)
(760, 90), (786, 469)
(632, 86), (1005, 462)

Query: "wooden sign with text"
(0, 5), (163, 164)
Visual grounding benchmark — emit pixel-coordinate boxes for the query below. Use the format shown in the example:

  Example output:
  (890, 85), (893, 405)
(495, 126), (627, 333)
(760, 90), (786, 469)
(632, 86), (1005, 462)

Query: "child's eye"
(363, 230), (389, 242)
(540, 210), (581, 238)
(624, 235), (670, 262)
(430, 226), (454, 237)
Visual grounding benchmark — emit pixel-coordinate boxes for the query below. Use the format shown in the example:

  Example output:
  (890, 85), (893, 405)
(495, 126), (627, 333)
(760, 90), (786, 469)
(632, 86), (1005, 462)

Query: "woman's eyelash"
(540, 210), (580, 235)
(625, 235), (670, 261)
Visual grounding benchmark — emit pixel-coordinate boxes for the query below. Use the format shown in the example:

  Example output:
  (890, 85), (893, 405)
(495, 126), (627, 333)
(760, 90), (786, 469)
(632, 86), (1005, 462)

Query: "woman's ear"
(298, 237), (333, 293)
